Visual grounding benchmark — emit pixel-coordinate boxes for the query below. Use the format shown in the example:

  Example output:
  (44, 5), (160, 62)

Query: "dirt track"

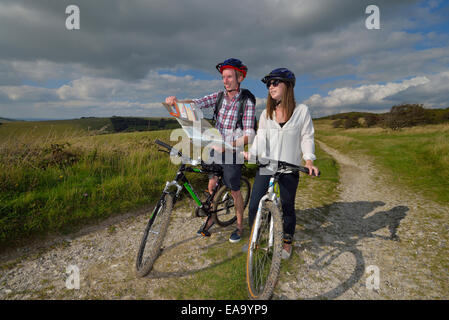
(275, 141), (448, 299)
(1, 141), (448, 299)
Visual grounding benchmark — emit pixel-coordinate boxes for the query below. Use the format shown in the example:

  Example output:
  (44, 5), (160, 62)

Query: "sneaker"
(229, 229), (242, 243)
(282, 233), (293, 259)
(196, 221), (214, 237)
(281, 245), (292, 260)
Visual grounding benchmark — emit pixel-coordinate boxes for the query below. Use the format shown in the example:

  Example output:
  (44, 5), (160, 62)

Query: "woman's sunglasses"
(266, 79), (282, 89)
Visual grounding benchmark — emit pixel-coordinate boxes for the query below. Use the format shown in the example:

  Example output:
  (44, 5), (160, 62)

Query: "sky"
(0, 0), (448, 120)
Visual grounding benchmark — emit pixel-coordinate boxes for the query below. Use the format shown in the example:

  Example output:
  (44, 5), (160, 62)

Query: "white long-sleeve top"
(249, 104), (316, 165)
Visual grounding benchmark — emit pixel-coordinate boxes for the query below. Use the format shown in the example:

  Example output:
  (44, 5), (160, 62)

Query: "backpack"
(213, 89), (257, 131)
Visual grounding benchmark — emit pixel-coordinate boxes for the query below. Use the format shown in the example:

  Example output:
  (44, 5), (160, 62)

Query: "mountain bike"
(135, 139), (251, 277)
(246, 159), (320, 300)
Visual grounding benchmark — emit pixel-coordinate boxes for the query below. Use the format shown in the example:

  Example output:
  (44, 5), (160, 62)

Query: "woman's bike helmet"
(216, 58), (248, 79)
(261, 68), (296, 88)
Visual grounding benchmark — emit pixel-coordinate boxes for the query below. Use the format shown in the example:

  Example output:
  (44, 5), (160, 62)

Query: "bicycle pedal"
(200, 230), (211, 237)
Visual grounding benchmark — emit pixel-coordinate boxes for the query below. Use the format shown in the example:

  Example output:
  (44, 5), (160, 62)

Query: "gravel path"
(1, 141), (447, 299)
(0, 202), (237, 299)
(275, 141), (448, 299)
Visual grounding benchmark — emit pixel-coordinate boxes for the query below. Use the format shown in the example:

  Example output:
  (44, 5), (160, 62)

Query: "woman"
(244, 68), (319, 259)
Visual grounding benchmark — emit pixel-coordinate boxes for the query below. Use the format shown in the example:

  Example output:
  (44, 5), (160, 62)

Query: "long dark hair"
(266, 82), (296, 121)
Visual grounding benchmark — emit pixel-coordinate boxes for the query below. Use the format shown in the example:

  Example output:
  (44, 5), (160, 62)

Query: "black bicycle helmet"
(261, 68), (296, 88)
(216, 58), (248, 79)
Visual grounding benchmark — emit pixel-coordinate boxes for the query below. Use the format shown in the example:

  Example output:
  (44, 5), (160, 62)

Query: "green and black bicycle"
(135, 139), (251, 277)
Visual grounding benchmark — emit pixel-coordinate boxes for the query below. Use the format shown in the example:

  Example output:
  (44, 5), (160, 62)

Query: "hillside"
(317, 105), (449, 130)
(0, 117), (21, 123)
(0, 116), (180, 139)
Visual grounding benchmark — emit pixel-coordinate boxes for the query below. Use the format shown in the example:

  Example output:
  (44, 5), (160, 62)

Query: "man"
(165, 58), (256, 243)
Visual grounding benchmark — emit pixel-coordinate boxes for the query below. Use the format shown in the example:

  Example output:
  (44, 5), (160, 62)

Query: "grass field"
(0, 118), (109, 140)
(0, 127), (183, 248)
(314, 120), (449, 204)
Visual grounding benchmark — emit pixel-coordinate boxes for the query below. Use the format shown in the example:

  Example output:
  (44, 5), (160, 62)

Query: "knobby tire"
(246, 201), (283, 300)
(135, 193), (173, 277)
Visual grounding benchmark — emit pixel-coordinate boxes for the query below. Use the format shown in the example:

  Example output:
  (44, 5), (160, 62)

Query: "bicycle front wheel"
(246, 201), (283, 300)
(212, 176), (251, 227)
(135, 193), (173, 277)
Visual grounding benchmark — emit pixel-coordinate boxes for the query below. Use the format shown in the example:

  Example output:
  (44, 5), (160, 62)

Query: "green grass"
(315, 121), (449, 204)
(296, 144), (340, 207)
(0, 129), (181, 247)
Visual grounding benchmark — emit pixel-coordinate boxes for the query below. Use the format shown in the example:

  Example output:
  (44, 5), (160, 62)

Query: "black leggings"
(248, 170), (299, 236)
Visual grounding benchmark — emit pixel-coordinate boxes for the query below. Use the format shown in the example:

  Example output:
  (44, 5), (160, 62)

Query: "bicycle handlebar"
(256, 158), (320, 177)
(155, 139), (203, 166)
(155, 140), (320, 176)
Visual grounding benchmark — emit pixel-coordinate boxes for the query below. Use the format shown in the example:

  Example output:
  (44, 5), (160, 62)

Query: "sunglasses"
(266, 79), (282, 89)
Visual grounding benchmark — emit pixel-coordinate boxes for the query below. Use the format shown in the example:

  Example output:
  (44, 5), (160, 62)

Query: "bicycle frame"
(250, 161), (311, 250)
(160, 164), (217, 208)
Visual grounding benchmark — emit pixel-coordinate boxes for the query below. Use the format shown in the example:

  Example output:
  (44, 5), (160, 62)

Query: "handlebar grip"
(257, 158), (320, 177)
(155, 139), (173, 151)
(154, 139), (184, 158)
(298, 166), (320, 177)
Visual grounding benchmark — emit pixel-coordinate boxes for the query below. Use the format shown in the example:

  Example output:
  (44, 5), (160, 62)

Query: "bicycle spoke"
(251, 212), (273, 293)
(212, 176), (251, 227)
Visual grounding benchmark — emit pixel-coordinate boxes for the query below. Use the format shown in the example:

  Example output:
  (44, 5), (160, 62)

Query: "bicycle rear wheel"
(246, 201), (283, 300)
(212, 176), (251, 227)
(135, 193), (173, 277)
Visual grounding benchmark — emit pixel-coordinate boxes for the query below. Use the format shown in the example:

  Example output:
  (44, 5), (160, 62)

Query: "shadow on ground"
(292, 201), (408, 299)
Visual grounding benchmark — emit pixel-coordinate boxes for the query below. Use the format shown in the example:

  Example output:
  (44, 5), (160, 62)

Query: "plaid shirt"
(193, 89), (256, 143)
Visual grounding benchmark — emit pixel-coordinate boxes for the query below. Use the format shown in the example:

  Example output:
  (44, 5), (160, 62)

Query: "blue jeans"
(248, 169), (299, 236)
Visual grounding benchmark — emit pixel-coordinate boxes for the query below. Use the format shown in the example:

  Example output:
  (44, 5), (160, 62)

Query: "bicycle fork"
(250, 178), (278, 250)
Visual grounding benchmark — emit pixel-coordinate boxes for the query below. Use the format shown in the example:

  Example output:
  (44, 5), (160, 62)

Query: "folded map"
(162, 100), (234, 150)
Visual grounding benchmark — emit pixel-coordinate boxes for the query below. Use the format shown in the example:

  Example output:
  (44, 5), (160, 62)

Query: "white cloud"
(304, 76), (431, 112)
(0, 71), (224, 118)
(388, 71), (449, 107)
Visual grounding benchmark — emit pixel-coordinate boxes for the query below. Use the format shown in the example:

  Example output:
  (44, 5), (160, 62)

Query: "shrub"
(332, 119), (343, 128)
(385, 104), (426, 130)
(39, 143), (79, 169)
(344, 116), (360, 129)
(364, 114), (379, 127)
